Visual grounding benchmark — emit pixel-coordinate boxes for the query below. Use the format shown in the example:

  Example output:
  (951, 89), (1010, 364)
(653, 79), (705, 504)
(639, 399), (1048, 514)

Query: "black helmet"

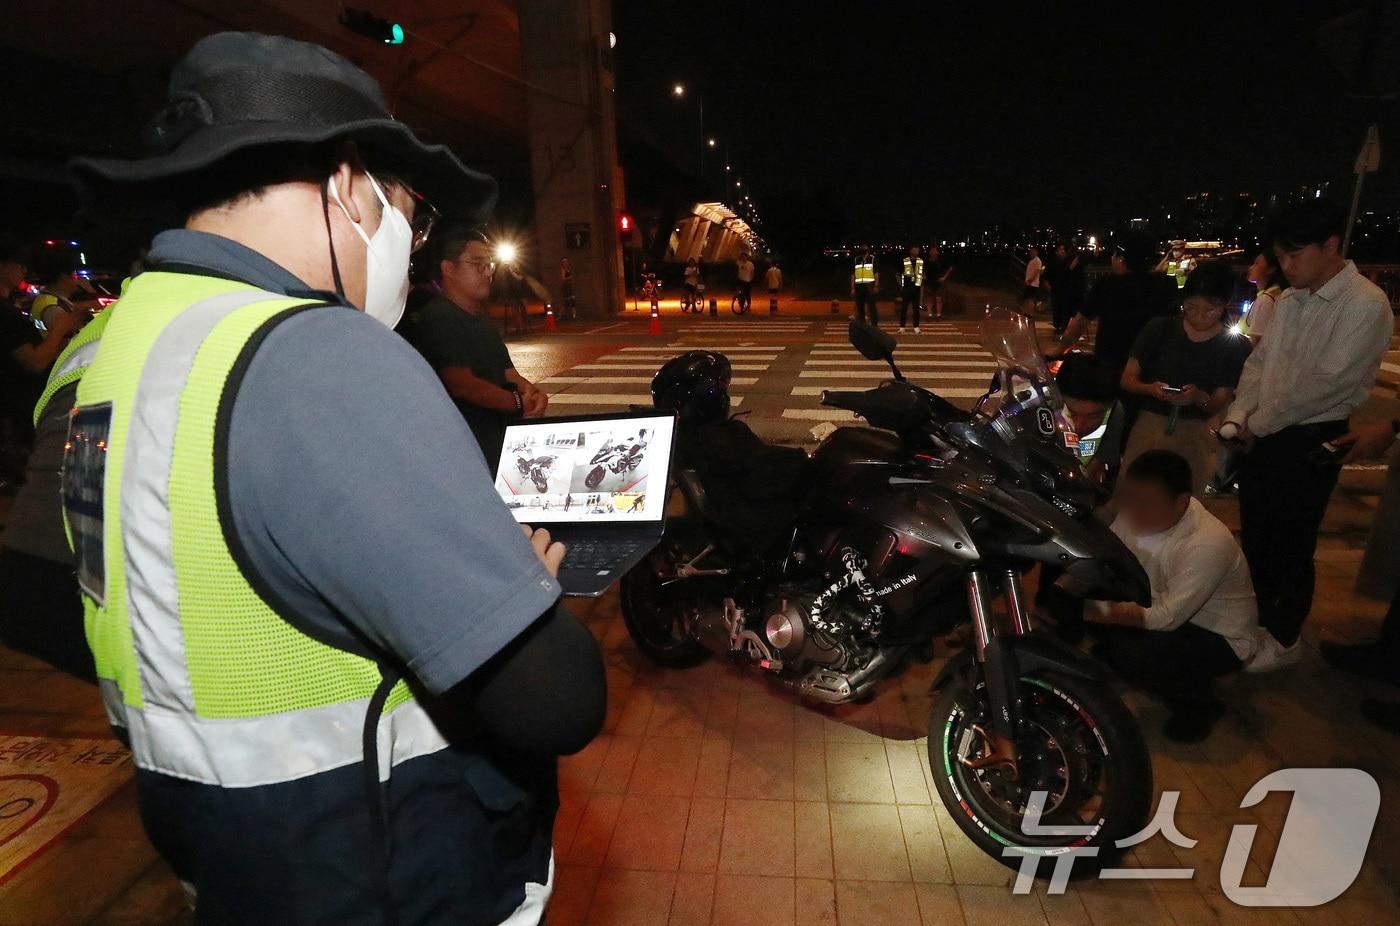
(651, 350), (732, 425)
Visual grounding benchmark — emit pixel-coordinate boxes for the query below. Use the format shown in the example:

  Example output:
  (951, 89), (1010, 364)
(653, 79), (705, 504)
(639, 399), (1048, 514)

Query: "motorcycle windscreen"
(975, 307), (1064, 419)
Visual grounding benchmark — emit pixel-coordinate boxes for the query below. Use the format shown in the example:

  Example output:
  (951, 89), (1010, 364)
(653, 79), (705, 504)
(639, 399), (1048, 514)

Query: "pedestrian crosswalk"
(535, 318), (1025, 443)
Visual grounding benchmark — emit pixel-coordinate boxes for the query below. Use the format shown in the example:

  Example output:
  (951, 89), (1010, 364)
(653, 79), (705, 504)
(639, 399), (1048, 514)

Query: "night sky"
(615, 1), (1400, 240)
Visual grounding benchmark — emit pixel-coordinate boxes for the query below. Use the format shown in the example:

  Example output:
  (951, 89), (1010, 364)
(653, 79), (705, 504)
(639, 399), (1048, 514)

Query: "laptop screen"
(493, 413), (676, 524)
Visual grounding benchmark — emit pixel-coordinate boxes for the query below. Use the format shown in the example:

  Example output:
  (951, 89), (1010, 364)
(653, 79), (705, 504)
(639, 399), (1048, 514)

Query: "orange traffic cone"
(648, 302), (662, 336)
(545, 304), (557, 332)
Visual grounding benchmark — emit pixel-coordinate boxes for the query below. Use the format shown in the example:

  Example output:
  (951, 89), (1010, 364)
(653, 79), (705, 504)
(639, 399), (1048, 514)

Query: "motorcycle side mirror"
(849, 320), (896, 361)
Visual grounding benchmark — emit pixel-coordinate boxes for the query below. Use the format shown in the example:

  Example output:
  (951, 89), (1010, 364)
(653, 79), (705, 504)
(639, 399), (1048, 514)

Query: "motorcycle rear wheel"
(619, 537), (713, 669)
(928, 670), (1152, 876)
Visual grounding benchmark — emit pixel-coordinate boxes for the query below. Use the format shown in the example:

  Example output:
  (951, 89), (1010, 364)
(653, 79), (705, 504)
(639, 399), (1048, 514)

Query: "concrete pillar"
(518, 0), (624, 317)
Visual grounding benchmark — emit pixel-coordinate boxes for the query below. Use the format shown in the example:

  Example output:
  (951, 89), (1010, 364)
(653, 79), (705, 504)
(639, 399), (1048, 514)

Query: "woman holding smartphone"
(1118, 261), (1252, 495)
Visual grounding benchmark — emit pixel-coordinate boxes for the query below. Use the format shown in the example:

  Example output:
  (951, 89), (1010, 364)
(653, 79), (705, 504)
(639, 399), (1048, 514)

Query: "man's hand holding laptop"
(523, 524), (567, 577)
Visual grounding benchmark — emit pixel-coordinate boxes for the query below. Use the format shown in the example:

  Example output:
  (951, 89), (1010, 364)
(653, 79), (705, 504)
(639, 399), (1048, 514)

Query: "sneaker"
(1163, 702), (1226, 743)
(897, 326), (906, 334)
(1319, 640), (1396, 684)
(914, 327), (922, 334)
(1361, 698), (1400, 735)
(1244, 634), (1303, 674)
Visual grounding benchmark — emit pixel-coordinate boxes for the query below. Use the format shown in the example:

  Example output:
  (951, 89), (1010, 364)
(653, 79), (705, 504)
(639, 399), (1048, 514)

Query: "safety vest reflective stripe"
(70, 272), (445, 786)
(33, 309), (111, 425)
(902, 258), (924, 287)
(854, 260), (875, 284)
(1076, 415), (1110, 466)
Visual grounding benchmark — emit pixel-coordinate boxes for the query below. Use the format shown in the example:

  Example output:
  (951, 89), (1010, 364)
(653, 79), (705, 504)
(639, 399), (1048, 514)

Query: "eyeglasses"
(406, 190), (439, 254)
(378, 175), (438, 253)
(457, 257), (496, 274)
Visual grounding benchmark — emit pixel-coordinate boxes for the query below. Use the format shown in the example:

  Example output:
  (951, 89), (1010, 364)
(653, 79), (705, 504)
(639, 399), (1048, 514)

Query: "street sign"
(565, 223), (591, 250)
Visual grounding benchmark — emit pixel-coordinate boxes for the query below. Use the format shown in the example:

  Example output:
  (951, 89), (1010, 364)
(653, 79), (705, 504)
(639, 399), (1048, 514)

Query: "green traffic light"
(386, 22), (404, 44)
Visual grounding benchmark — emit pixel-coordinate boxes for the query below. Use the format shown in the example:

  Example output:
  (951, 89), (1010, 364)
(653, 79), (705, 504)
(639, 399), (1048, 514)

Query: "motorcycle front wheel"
(619, 533), (713, 669)
(928, 671), (1152, 875)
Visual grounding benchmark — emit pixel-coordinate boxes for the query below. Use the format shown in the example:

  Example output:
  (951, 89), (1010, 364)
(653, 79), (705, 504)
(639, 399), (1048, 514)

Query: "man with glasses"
(1220, 199), (1393, 668)
(410, 227), (548, 465)
(64, 33), (603, 924)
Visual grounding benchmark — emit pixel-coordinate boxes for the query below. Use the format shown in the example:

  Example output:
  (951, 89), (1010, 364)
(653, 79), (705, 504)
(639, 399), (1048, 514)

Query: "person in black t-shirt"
(1055, 236), (1179, 377)
(1118, 261), (1251, 495)
(926, 244), (954, 320)
(408, 227), (547, 465)
(1044, 241), (1086, 335)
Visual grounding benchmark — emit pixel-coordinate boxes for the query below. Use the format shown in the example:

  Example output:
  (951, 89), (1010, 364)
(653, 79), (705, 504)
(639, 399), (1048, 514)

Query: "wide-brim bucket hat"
(70, 31), (497, 222)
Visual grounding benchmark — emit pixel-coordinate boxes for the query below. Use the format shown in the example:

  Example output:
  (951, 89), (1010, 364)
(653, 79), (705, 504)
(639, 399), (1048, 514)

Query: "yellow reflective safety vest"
(854, 256), (876, 284)
(1167, 258), (1189, 288)
(63, 271), (444, 787)
(34, 304), (111, 426)
(902, 257), (924, 287)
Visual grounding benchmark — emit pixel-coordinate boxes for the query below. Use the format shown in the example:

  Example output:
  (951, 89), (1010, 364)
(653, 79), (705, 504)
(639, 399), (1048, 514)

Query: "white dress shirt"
(1104, 498), (1262, 660)
(1226, 261), (1392, 437)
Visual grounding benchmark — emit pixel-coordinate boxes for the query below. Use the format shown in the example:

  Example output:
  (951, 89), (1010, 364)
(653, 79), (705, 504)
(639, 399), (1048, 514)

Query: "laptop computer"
(492, 410), (677, 597)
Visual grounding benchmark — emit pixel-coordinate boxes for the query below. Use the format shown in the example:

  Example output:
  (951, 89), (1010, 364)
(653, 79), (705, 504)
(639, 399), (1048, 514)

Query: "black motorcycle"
(515, 454), (557, 493)
(620, 308), (1153, 871)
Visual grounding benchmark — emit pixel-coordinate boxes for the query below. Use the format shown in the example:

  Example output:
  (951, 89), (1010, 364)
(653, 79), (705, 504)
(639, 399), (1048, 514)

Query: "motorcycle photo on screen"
(620, 307), (1154, 871)
(585, 432), (649, 490)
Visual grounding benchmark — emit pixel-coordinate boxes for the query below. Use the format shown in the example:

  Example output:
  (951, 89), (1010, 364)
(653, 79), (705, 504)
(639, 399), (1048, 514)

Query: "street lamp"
(670, 82), (705, 176)
(707, 138), (717, 148)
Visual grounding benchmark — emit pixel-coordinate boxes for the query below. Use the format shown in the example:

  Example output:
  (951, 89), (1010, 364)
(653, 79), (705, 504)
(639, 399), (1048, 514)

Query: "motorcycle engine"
(762, 591), (864, 673)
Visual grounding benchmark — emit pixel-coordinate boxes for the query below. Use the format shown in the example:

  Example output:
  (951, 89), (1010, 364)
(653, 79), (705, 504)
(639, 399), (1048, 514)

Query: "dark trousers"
(0, 548), (95, 682)
(1051, 295), (1077, 333)
(854, 285), (879, 326)
(1098, 622), (1241, 710)
(1238, 420), (1348, 646)
(737, 280), (752, 312)
(899, 284), (921, 328)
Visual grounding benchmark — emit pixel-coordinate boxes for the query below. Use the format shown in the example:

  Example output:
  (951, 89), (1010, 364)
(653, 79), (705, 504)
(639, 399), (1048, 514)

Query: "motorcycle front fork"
(962, 569), (1032, 774)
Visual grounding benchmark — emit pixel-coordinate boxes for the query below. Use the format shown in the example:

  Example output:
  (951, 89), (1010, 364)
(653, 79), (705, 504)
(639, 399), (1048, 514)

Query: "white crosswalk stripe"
(797, 370), (991, 380)
(806, 359), (993, 368)
(547, 393), (747, 407)
(790, 386), (988, 398)
(541, 376), (758, 386)
(571, 362), (769, 371)
(621, 345), (784, 352)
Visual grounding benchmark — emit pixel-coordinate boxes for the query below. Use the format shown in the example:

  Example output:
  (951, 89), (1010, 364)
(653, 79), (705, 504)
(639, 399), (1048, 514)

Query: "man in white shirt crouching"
(1086, 450), (1267, 743)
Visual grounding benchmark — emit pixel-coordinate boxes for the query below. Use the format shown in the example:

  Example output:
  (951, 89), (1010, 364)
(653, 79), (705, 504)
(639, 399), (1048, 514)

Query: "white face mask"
(327, 172), (411, 329)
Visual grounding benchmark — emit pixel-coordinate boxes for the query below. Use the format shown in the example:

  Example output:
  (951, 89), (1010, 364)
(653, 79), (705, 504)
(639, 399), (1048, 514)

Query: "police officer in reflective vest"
(65, 33), (604, 925)
(898, 244), (925, 334)
(851, 245), (879, 326)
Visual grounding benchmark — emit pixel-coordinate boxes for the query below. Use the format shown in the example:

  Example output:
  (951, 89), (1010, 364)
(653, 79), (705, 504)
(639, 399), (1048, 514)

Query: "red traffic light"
(618, 212), (634, 243)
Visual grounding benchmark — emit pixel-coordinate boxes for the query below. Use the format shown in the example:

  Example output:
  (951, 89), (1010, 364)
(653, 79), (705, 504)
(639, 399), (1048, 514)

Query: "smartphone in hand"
(1310, 440), (1347, 467)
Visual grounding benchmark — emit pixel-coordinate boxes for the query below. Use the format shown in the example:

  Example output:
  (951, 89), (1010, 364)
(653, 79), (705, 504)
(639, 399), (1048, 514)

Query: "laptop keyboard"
(561, 538), (642, 571)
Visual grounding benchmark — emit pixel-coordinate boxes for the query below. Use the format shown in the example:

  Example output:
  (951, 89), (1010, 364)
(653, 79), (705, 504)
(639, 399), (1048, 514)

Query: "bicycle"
(681, 285), (702, 314)
(731, 289), (751, 315)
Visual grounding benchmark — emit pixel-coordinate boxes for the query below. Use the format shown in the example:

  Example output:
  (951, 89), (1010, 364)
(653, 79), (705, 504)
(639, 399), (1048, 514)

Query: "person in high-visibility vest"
(897, 244), (925, 333)
(65, 32), (604, 925)
(851, 245), (879, 326)
(0, 306), (109, 681)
